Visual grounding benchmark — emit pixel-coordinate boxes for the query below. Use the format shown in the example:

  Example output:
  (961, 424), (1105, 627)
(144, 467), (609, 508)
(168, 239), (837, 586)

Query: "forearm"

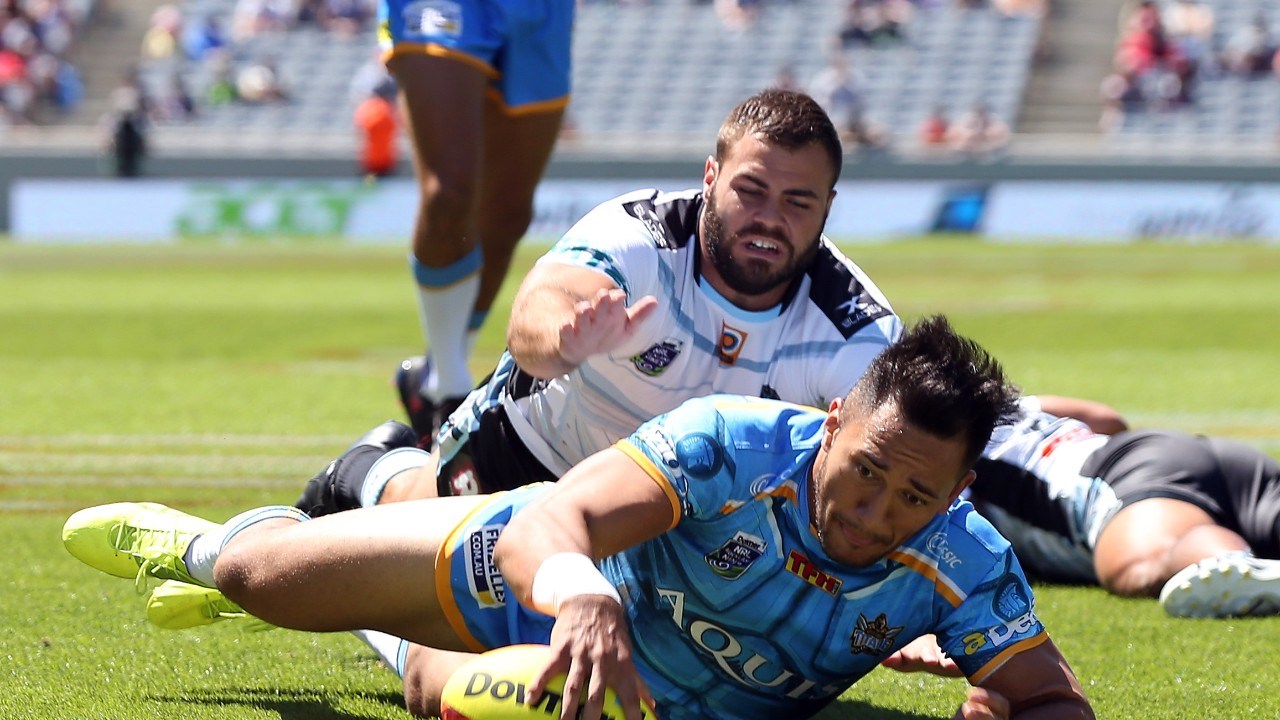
(506, 284), (584, 379)
(1009, 699), (1095, 720)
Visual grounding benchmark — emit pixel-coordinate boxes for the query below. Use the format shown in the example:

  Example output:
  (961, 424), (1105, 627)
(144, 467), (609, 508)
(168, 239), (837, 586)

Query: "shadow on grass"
(149, 688), (406, 719)
(813, 698), (941, 720)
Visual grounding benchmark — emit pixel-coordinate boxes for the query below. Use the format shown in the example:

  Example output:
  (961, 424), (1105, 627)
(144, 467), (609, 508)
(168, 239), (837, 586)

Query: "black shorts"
(1081, 429), (1280, 557)
(436, 402), (558, 496)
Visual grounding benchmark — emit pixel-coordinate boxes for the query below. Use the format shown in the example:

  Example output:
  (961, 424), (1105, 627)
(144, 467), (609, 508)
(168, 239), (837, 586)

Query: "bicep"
(495, 447), (677, 591)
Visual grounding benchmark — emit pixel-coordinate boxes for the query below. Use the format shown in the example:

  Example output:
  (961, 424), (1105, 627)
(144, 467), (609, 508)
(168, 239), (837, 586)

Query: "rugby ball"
(440, 644), (657, 720)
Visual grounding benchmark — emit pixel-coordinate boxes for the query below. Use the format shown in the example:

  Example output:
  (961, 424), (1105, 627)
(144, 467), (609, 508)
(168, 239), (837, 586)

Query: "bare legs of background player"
(388, 51), (564, 444)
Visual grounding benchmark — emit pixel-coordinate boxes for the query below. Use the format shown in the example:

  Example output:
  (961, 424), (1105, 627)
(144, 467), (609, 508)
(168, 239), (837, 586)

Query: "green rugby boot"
(62, 502), (215, 587)
(146, 580), (273, 631)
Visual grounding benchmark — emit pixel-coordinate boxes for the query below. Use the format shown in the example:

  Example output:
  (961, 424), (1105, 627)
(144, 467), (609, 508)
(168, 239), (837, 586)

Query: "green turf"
(2, 239), (1278, 719)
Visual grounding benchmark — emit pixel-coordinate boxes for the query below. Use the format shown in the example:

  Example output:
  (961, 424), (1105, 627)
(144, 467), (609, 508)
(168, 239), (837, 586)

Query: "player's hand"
(557, 289), (659, 368)
(882, 634), (963, 677)
(952, 687), (1011, 720)
(529, 594), (654, 720)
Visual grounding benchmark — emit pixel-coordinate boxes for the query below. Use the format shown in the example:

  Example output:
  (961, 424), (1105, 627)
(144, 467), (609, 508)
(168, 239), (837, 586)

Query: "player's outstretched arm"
(1035, 395), (1129, 435)
(506, 262), (657, 379)
(493, 447), (675, 720)
(969, 636), (1094, 720)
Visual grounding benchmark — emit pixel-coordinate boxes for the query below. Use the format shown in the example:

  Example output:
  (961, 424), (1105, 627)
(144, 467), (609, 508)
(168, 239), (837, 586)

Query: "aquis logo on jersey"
(632, 339), (683, 376)
(717, 323), (748, 365)
(849, 613), (904, 656)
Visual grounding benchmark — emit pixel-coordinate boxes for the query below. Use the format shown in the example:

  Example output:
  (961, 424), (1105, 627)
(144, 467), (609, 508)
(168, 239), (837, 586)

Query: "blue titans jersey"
(439, 396), (1046, 720)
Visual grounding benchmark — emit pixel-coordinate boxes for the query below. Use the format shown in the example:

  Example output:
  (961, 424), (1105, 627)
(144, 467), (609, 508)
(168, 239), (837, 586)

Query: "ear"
(825, 186), (837, 215)
(943, 469), (977, 511)
(821, 397), (842, 447)
(703, 156), (717, 193)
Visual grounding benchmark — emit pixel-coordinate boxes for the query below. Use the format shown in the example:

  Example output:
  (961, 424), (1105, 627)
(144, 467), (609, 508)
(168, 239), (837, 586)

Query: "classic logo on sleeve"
(705, 531), (767, 579)
(464, 525), (506, 608)
(849, 613), (904, 656)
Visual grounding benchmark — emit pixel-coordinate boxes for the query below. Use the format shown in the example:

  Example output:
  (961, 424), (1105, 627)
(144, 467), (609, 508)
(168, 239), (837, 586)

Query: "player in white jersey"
(295, 88), (901, 511)
(63, 317), (1095, 719)
(968, 395), (1280, 618)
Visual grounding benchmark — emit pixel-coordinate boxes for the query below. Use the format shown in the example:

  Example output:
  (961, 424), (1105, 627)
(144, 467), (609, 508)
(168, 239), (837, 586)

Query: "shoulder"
(801, 238), (900, 340)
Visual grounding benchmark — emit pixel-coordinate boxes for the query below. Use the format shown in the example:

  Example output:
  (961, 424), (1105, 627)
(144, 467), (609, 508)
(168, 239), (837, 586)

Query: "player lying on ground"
(968, 394), (1280, 618)
(64, 316), (1094, 720)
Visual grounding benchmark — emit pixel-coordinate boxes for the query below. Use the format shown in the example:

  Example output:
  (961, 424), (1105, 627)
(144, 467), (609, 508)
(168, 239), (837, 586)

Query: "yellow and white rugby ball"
(440, 644), (657, 720)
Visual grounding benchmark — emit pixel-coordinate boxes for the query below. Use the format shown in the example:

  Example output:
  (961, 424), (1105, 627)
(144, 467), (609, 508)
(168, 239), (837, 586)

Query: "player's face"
(810, 398), (974, 569)
(700, 134), (836, 311)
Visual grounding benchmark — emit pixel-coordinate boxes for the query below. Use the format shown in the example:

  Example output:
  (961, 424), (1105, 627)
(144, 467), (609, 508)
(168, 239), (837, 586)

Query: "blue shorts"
(436, 484), (557, 651)
(377, 0), (574, 113)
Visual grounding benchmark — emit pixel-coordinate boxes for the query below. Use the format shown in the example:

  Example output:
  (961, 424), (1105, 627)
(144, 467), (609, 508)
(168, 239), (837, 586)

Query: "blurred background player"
(353, 77), (398, 179)
(969, 394), (1280, 618)
(384, 0), (575, 445)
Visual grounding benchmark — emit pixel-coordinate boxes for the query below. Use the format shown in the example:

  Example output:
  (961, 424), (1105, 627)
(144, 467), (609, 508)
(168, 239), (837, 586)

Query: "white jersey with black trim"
(968, 396), (1121, 583)
(441, 188), (902, 477)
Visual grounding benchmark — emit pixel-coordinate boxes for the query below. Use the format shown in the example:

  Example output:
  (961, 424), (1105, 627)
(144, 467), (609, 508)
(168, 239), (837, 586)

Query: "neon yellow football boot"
(62, 501), (215, 588)
(146, 580), (274, 631)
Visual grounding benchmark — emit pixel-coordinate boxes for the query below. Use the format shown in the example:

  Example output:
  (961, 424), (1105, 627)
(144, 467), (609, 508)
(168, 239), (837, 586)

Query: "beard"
(702, 188), (822, 297)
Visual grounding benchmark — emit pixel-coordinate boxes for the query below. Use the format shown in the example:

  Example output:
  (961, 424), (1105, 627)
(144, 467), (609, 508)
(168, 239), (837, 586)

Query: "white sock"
(410, 250), (481, 400)
(360, 447), (433, 508)
(182, 505), (310, 587)
(351, 629), (410, 678)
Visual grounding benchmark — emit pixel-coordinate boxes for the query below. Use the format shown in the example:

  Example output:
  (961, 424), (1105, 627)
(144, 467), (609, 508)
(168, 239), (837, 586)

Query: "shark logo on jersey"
(632, 339), (683, 376)
(705, 531), (767, 579)
(849, 613), (903, 656)
(676, 432), (723, 479)
(405, 0), (462, 37)
(835, 294), (884, 333)
(718, 323), (747, 365)
(464, 525), (505, 608)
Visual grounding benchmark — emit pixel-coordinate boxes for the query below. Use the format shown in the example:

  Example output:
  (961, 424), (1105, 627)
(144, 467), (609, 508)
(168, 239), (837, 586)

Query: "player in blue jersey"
(64, 317), (1095, 719)
(965, 394), (1280, 618)
(383, 0), (576, 444)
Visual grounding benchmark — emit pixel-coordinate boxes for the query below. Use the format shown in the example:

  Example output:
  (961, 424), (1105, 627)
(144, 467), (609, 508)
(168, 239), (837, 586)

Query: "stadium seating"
(133, 0), (1044, 153)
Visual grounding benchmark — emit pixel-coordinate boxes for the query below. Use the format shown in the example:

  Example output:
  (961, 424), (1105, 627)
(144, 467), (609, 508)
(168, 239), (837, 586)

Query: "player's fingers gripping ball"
(440, 644), (658, 720)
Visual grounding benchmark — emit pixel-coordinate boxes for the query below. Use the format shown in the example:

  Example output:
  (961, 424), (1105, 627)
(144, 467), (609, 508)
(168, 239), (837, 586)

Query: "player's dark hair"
(716, 89), (843, 187)
(849, 315), (1020, 470)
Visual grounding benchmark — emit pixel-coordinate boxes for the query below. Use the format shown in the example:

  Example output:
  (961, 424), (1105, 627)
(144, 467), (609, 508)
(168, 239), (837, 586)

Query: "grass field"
(2, 239), (1278, 719)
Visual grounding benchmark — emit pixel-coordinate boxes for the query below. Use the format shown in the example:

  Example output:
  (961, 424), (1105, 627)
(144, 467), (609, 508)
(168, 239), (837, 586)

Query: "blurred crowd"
(0, 0), (93, 128)
(135, 0), (374, 125)
(1102, 0), (1280, 132)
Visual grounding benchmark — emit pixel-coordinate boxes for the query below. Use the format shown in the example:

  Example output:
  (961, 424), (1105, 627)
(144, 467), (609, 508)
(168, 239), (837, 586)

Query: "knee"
(1097, 557), (1166, 598)
(401, 645), (445, 718)
(213, 543), (281, 615)
(419, 171), (479, 220)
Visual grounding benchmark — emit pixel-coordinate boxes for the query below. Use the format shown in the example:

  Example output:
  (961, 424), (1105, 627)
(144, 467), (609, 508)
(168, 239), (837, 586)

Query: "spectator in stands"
(1162, 0), (1214, 71)
(354, 77), (398, 178)
(183, 14), (227, 62)
(946, 101), (1009, 156)
(205, 49), (237, 106)
(156, 72), (196, 123)
(1221, 14), (1275, 77)
(917, 105), (949, 147)
(236, 55), (288, 104)
(141, 4), (182, 60)
(1115, 0), (1192, 107)
(317, 0), (371, 36)
(714, 0), (761, 31)
(1099, 68), (1144, 132)
(837, 0), (909, 48)
(99, 85), (148, 178)
(807, 49), (865, 136)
